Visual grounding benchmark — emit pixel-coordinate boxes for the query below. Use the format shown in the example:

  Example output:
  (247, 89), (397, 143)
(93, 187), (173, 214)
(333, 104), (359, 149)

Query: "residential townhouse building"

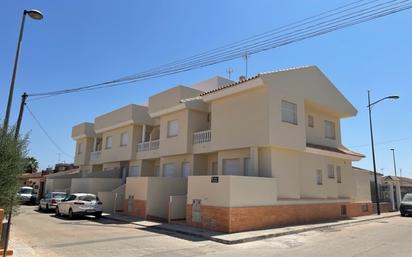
(66, 66), (375, 232)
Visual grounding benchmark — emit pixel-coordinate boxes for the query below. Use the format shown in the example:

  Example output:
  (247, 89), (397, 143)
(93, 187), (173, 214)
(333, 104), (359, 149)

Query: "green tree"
(24, 156), (39, 173)
(0, 127), (28, 213)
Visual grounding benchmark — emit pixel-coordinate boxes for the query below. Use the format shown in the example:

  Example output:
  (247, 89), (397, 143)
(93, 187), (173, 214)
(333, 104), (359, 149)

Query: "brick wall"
(123, 199), (146, 219)
(186, 202), (375, 233)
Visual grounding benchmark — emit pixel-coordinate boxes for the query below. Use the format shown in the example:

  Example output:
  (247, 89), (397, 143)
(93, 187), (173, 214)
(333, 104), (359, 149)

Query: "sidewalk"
(103, 212), (400, 244)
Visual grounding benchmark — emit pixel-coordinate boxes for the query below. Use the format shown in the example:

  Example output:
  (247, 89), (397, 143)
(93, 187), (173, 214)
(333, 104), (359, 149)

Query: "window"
(325, 120), (336, 139)
(316, 169), (323, 185)
(281, 100), (298, 125)
(105, 136), (112, 149)
(328, 164), (335, 178)
(77, 143), (83, 155)
(222, 159), (241, 175)
(308, 115), (314, 128)
(336, 166), (342, 183)
(181, 162), (191, 177)
(120, 132), (128, 146)
(129, 166), (140, 177)
(167, 120), (179, 137)
(163, 163), (177, 177)
(244, 158), (252, 176)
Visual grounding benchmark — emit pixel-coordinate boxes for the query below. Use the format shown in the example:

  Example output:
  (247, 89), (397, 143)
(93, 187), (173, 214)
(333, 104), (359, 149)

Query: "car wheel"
(401, 213), (406, 217)
(46, 204), (49, 211)
(68, 208), (74, 219)
(38, 204), (42, 211)
(55, 207), (60, 216)
(95, 212), (102, 219)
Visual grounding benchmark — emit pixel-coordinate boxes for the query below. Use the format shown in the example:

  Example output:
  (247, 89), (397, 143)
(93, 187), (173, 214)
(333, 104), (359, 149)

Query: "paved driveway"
(9, 205), (412, 257)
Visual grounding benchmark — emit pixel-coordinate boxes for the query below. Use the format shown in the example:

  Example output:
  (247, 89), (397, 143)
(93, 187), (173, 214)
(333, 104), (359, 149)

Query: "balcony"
(137, 139), (160, 152)
(193, 130), (212, 153)
(90, 151), (101, 162)
(193, 130), (211, 144)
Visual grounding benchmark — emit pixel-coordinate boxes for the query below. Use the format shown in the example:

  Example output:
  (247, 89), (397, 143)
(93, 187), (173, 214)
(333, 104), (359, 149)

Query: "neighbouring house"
(70, 66), (377, 232)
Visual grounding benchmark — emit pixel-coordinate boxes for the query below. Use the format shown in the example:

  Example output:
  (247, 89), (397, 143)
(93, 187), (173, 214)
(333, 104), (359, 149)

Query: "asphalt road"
(9, 206), (412, 257)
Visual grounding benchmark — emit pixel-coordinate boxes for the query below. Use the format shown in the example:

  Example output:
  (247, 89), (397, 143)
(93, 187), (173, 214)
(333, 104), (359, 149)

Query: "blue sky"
(1, 0), (411, 176)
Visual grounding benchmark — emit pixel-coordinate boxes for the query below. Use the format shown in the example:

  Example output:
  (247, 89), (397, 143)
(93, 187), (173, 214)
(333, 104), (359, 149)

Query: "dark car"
(400, 193), (412, 217)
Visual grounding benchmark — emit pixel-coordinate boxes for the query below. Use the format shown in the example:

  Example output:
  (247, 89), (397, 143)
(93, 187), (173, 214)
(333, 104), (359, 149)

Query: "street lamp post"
(390, 148), (397, 177)
(2, 9), (43, 131)
(2, 10), (43, 257)
(367, 90), (399, 215)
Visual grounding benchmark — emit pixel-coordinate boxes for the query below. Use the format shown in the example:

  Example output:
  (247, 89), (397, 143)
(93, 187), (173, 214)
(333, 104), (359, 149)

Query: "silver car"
(39, 192), (67, 211)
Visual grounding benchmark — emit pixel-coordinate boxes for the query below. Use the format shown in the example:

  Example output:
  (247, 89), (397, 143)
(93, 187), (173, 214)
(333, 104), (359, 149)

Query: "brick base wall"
(186, 202), (375, 233)
(123, 199), (146, 219)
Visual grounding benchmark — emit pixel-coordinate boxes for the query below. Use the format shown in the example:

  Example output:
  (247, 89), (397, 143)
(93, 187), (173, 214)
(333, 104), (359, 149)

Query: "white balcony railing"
(193, 130), (211, 144)
(90, 151), (101, 161)
(137, 139), (160, 152)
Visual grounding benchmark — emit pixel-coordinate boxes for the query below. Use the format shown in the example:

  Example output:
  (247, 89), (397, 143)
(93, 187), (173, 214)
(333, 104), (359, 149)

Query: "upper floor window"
(167, 120), (179, 137)
(281, 100), (297, 125)
(316, 169), (323, 185)
(324, 120), (336, 139)
(308, 115), (314, 128)
(120, 132), (128, 146)
(105, 136), (112, 149)
(337, 166), (342, 183)
(328, 164), (335, 178)
(77, 143), (83, 155)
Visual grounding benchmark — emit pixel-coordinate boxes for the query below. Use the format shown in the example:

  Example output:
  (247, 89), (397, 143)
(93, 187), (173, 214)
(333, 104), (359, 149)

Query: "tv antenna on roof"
(242, 52), (250, 77)
(226, 68), (234, 80)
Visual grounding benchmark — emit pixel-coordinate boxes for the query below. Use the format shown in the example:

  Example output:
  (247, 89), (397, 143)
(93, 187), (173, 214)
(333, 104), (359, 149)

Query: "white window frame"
(308, 115), (314, 128)
(337, 166), (342, 183)
(328, 164), (335, 179)
(316, 169), (323, 185)
(105, 136), (112, 149)
(281, 100), (298, 125)
(325, 120), (336, 140)
(167, 120), (179, 137)
(120, 132), (128, 147)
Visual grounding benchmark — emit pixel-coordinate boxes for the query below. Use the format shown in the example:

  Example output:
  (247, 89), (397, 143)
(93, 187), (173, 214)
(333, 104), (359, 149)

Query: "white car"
(39, 192), (67, 211)
(56, 193), (103, 219)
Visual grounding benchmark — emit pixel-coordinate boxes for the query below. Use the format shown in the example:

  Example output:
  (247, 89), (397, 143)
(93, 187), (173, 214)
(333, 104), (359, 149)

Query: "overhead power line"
(28, 0), (412, 101)
(25, 105), (73, 159)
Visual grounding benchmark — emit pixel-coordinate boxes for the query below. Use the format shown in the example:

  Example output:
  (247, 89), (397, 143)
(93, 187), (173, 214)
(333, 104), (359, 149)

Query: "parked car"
(39, 192), (67, 211)
(17, 186), (36, 204)
(400, 193), (412, 217)
(55, 193), (103, 219)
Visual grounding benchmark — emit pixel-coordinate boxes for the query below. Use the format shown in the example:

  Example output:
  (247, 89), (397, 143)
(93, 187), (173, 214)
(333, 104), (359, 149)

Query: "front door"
(182, 162), (190, 177)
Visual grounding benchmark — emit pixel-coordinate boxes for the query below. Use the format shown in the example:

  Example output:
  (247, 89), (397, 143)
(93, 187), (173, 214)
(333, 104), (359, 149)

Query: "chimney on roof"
(239, 75), (246, 82)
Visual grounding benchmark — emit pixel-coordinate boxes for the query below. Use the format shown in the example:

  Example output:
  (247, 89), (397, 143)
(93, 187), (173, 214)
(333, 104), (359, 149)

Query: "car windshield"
(79, 195), (98, 202)
(402, 195), (412, 202)
(19, 188), (32, 194)
(52, 193), (66, 199)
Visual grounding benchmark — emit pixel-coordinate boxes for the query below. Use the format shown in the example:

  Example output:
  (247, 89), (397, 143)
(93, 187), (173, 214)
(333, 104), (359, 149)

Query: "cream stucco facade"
(69, 66), (374, 231)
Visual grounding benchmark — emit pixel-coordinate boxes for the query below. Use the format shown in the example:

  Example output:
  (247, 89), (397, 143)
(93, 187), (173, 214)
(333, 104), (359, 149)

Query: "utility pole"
(14, 92), (28, 139)
(390, 148), (397, 177)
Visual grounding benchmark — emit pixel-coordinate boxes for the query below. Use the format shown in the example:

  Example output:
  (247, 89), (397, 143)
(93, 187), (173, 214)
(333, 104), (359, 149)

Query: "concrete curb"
(103, 213), (400, 245)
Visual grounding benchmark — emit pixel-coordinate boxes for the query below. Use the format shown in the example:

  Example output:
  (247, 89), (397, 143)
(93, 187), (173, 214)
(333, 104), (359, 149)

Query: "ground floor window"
(222, 158), (241, 175)
(244, 158), (252, 176)
(129, 166), (141, 177)
(163, 163), (177, 177)
(316, 169), (323, 185)
(181, 162), (190, 177)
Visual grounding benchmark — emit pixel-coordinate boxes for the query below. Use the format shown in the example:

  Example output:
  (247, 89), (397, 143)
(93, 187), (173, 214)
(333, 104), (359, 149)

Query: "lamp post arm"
(2, 11), (27, 130)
